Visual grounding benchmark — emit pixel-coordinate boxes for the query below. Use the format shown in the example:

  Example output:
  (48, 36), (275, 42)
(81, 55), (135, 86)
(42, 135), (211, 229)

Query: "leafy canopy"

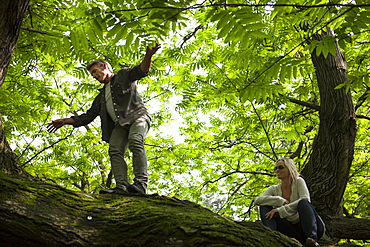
(2, 0), (370, 227)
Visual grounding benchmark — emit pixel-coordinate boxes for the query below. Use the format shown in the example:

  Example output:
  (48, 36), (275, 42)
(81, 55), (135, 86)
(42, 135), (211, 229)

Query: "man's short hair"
(86, 59), (113, 73)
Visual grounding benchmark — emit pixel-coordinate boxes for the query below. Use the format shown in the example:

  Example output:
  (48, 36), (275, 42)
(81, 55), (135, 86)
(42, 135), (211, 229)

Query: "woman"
(255, 158), (325, 247)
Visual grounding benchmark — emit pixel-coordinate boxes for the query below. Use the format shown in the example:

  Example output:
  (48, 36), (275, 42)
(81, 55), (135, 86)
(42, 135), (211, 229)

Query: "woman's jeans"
(259, 199), (325, 244)
(108, 115), (150, 190)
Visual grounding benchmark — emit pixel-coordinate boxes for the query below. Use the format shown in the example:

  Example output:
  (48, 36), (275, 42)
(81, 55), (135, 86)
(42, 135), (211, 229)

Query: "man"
(47, 44), (161, 195)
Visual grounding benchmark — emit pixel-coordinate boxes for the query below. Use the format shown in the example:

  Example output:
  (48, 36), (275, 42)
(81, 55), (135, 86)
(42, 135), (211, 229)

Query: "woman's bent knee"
(298, 198), (310, 207)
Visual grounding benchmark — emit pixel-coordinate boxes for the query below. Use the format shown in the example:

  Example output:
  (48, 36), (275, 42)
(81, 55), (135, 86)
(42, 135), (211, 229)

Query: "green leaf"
(70, 30), (79, 51)
(353, 20), (368, 29)
(210, 10), (227, 22)
(334, 83), (346, 89)
(238, 14), (262, 24)
(125, 31), (134, 46)
(92, 18), (104, 39)
(280, 66), (287, 81)
(218, 20), (234, 39)
(86, 28), (98, 44)
(76, 26), (89, 51)
(315, 42), (323, 57)
(308, 40), (319, 54)
(248, 30), (268, 38)
(125, 21), (139, 29)
(338, 39), (346, 50)
(216, 13), (230, 30)
(107, 23), (122, 38)
(322, 43), (329, 58)
(357, 14), (370, 25)
(328, 42), (337, 57)
(243, 23), (265, 30)
(113, 24), (127, 43)
(292, 66), (298, 78)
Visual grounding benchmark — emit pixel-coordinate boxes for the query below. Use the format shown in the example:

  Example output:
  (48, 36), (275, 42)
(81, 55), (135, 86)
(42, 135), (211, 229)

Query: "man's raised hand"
(146, 43), (161, 56)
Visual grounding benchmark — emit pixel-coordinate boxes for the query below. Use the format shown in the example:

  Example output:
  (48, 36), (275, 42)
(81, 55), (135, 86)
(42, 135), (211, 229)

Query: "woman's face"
(275, 160), (290, 180)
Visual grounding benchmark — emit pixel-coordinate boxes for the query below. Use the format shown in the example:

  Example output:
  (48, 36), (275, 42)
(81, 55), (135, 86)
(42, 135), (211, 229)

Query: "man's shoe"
(127, 183), (146, 194)
(305, 238), (319, 247)
(99, 187), (127, 195)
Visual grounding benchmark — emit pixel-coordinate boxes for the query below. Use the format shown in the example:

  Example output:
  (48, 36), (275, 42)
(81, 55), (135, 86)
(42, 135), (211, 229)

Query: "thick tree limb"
(325, 217), (370, 240)
(0, 174), (301, 247)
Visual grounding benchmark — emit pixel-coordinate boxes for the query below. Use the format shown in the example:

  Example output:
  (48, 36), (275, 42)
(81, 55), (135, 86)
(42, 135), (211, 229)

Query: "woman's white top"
(254, 177), (310, 224)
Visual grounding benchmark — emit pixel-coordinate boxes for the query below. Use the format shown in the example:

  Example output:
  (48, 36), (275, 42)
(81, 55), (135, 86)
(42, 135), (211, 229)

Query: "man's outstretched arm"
(140, 43), (161, 73)
(47, 118), (76, 133)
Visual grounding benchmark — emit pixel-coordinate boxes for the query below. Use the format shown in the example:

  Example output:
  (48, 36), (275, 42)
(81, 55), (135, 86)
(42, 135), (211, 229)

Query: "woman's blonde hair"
(276, 158), (300, 181)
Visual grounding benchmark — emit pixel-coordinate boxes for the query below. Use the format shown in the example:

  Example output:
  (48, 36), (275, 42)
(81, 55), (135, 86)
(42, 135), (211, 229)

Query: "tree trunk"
(0, 0), (29, 86)
(0, 174), (301, 247)
(302, 28), (357, 218)
(0, 117), (24, 176)
(0, 0), (31, 177)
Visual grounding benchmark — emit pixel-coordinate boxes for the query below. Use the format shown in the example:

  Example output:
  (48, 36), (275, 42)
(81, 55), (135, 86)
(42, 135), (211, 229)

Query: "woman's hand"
(265, 208), (279, 219)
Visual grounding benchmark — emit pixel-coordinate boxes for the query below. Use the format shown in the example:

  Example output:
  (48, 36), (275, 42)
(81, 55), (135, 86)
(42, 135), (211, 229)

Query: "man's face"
(89, 64), (110, 84)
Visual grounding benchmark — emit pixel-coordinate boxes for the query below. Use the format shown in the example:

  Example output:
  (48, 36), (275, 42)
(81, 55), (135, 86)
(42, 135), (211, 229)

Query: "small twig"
(203, 170), (274, 187)
(21, 131), (74, 167)
(355, 86), (370, 111)
(20, 26), (48, 34)
(180, 25), (203, 48)
(209, 138), (275, 161)
(356, 114), (370, 120)
(251, 102), (278, 160)
(287, 97), (321, 111)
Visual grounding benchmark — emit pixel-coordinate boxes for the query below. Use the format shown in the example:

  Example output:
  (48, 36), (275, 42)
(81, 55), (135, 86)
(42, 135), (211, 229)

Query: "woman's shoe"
(305, 238), (319, 247)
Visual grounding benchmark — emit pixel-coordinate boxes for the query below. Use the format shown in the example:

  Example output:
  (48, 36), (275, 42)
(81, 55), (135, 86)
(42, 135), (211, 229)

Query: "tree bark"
(0, 174), (301, 247)
(302, 28), (357, 218)
(1, 174), (368, 246)
(0, 0), (31, 177)
(0, 117), (24, 176)
(325, 217), (370, 240)
(0, 0), (30, 87)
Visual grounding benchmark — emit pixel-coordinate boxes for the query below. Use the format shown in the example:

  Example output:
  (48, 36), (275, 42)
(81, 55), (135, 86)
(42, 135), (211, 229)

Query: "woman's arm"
(255, 185), (286, 207)
(276, 177), (310, 218)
